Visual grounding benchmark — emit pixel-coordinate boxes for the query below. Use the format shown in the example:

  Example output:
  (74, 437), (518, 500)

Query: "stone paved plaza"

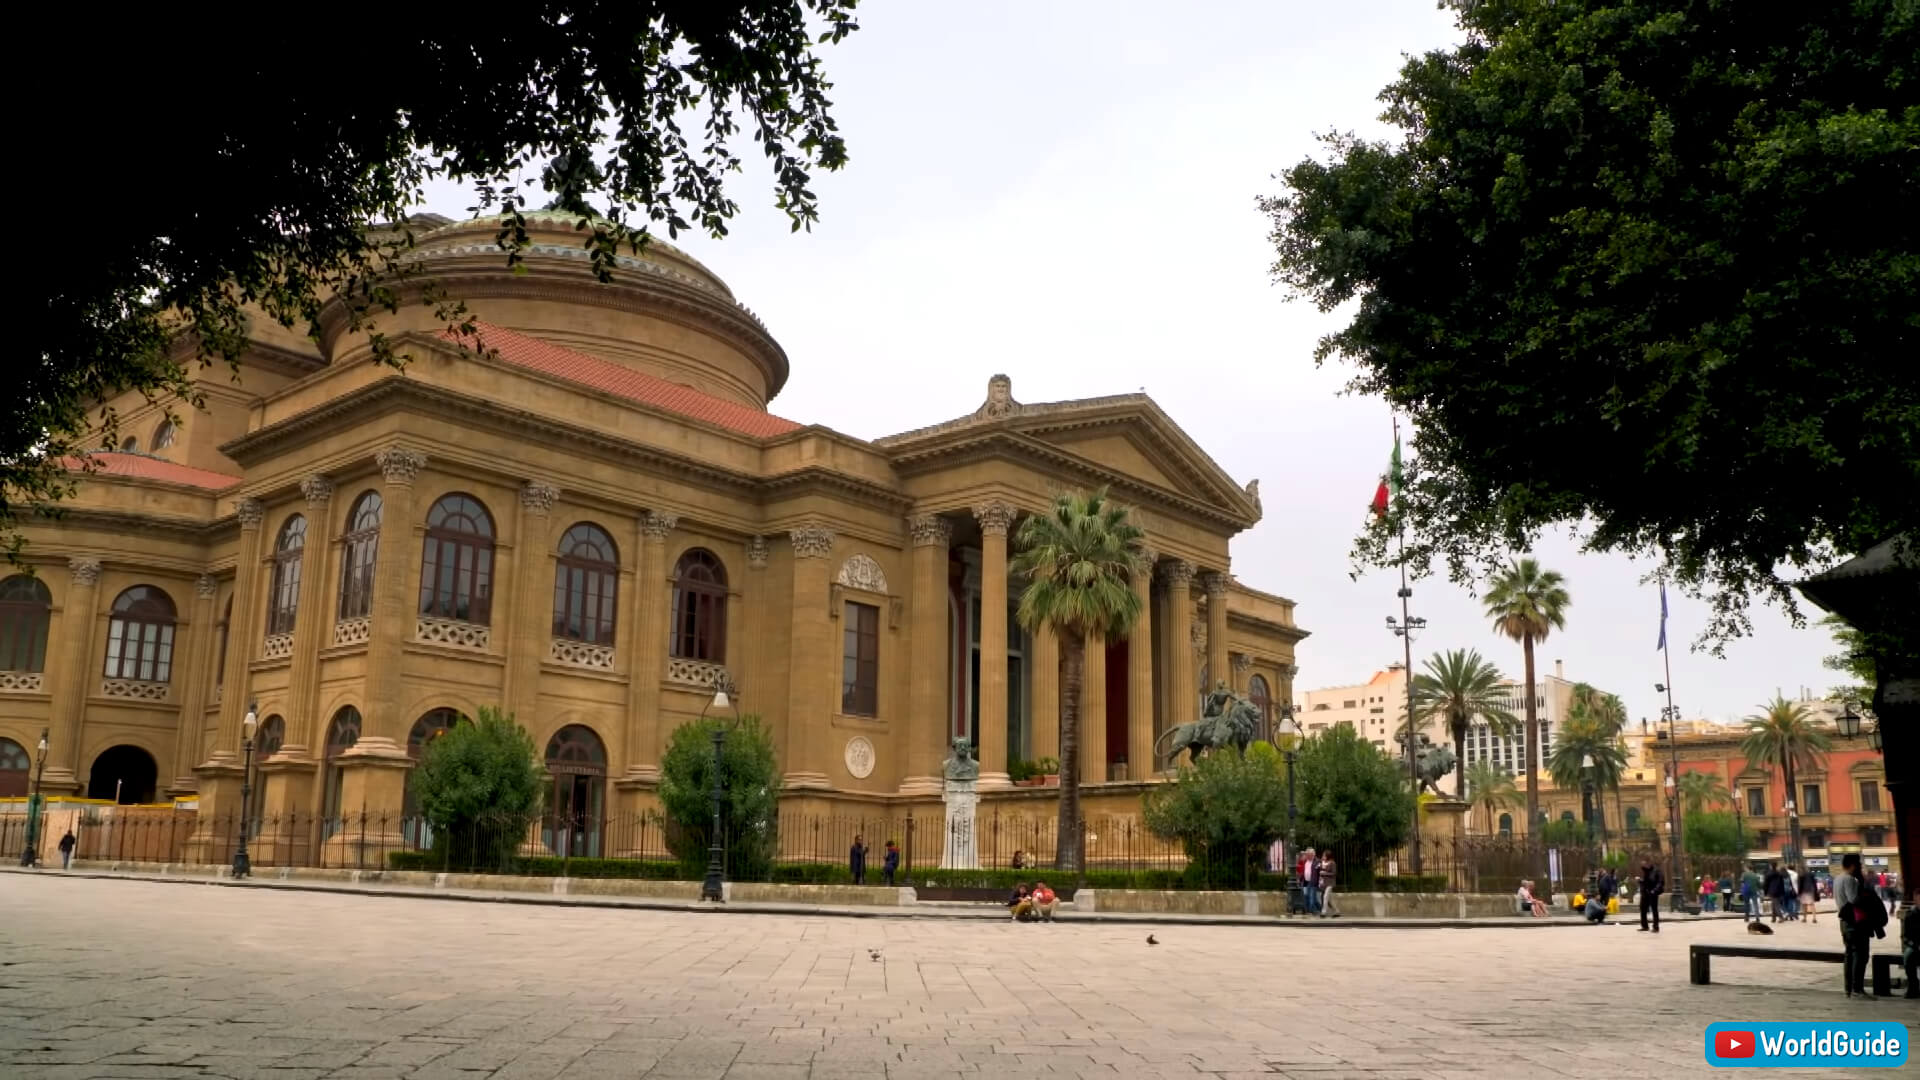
(0, 875), (1904, 1079)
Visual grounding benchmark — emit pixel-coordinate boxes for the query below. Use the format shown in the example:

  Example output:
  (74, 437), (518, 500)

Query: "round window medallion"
(844, 735), (876, 779)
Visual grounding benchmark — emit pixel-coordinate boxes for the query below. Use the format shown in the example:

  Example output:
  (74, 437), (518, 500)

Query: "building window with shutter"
(1858, 780), (1880, 812)
(841, 601), (878, 716)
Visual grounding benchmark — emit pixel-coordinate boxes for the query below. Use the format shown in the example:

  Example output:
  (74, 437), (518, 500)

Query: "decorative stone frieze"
(1232, 653), (1252, 676)
(374, 448), (427, 486)
(0, 672), (45, 693)
(550, 638), (616, 670)
(746, 535), (770, 568)
(907, 514), (952, 548)
(262, 633), (294, 660)
(667, 657), (730, 689)
(332, 618), (371, 647)
(102, 678), (169, 702)
(789, 524), (834, 559)
(972, 500), (1016, 537)
(835, 554), (890, 594)
(416, 617), (490, 651)
(521, 481), (560, 514)
(196, 574), (219, 599)
(69, 557), (102, 586)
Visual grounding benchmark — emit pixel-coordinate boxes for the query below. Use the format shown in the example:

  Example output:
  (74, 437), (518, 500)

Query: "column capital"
(1200, 569), (1230, 598)
(235, 497), (266, 529)
(299, 475), (334, 506)
(1160, 559), (1195, 587)
(1191, 623), (1207, 650)
(640, 510), (679, 541)
(520, 481), (561, 515)
(789, 524), (834, 559)
(1231, 652), (1252, 675)
(68, 557), (103, 586)
(972, 500), (1016, 538)
(196, 573), (219, 599)
(907, 513), (952, 548)
(747, 535), (770, 569)
(374, 448), (427, 486)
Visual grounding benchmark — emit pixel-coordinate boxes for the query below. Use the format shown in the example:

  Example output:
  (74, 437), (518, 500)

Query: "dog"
(1746, 921), (1775, 936)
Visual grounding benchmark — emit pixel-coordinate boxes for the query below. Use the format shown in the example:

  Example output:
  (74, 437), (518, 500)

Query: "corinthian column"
(508, 481), (560, 724)
(1161, 559), (1196, 777)
(362, 450), (425, 746)
(1202, 570), (1230, 696)
(209, 497), (269, 763)
(1081, 632), (1107, 784)
(42, 556), (102, 791)
(166, 574), (220, 793)
(1031, 623), (1059, 763)
(622, 510), (676, 783)
(1126, 550), (1157, 780)
(973, 500), (1016, 789)
(784, 524), (834, 788)
(901, 514), (951, 795)
(287, 476), (333, 751)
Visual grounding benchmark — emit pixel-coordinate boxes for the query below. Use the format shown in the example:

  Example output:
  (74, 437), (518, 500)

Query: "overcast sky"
(419, 0), (1842, 725)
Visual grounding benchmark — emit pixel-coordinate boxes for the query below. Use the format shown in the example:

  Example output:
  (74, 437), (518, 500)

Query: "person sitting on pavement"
(1517, 880), (1548, 918)
(1007, 882), (1034, 922)
(1584, 891), (1608, 923)
(1030, 880), (1059, 922)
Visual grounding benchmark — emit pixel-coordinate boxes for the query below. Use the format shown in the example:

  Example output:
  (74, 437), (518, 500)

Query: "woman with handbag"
(1835, 852), (1888, 998)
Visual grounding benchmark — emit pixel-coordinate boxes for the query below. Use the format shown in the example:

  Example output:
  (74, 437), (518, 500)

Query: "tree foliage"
(1143, 742), (1292, 881)
(1676, 770), (1732, 816)
(1263, 0), (1920, 649)
(659, 714), (782, 879)
(1410, 648), (1515, 796)
(1293, 724), (1417, 861)
(1819, 613), (1877, 702)
(1464, 759), (1518, 833)
(1483, 557), (1569, 828)
(410, 707), (544, 868)
(1011, 488), (1147, 872)
(14, 5), (859, 558)
(1683, 811), (1747, 859)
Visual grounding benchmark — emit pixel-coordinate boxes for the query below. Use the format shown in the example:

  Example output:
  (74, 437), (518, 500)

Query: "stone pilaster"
(785, 524), (835, 788)
(1126, 549), (1157, 781)
(42, 556), (102, 791)
(973, 501), (1016, 790)
(209, 498), (269, 764)
(1081, 632), (1107, 783)
(363, 450), (424, 746)
(1161, 559), (1197, 777)
(1231, 652), (1252, 693)
(621, 509), (676, 783)
(1202, 570), (1230, 696)
(287, 476), (333, 751)
(1031, 623), (1059, 764)
(508, 481), (559, 724)
(740, 534), (770, 719)
(165, 574), (220, 794)
(901, 514), (951, 795)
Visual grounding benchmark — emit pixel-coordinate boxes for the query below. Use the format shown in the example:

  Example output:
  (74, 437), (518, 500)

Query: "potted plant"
(1035, 756), (1061, 785)
(1009, 758), (1038, 786)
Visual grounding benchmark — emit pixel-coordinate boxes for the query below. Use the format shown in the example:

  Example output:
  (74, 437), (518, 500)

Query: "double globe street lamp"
(232, 703), (259, 880)
(1276, 703), (1303, 913)
(17, 728), (49, 867)
(699, 680), (743, 903)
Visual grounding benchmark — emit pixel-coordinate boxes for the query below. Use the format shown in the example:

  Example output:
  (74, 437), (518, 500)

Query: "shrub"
(409, 706), (544, 871)
(1142, 741), (1291, 885)
(658, 714), (782, 880)
(1295, 725), (1416, 870)
(1374, 874), (1449, 894)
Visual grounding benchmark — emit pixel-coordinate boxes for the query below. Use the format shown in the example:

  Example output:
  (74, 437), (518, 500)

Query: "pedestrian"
(57, 829), (77, 870)
(1763, 863), (1783, 922)
(1317, 852), (1339, 918)
(1740, 865), (1762, 922)
(1699, 876), (1715, 912)
(881, 839), (900, 886)
(1901, 884), (1919, 1000)
(1637, 858), (1665, 933)
(1835, 852), (1886, 998)
(849, 834), (868, 886)
(1798, 864), (1819, 923)
(1298, 846), (1318, 914)
(1782, 865), (1800, 921)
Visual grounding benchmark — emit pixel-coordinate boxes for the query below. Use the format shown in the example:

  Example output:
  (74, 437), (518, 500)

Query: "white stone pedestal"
(942, 779), (978, 870)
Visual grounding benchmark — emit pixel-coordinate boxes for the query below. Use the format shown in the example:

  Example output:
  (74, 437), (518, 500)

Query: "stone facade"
(0, 211), (1306, 842)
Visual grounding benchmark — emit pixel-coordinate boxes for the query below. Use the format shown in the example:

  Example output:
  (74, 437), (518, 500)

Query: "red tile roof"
(445, 321), (802, 439)
(63, 452), (241, 491)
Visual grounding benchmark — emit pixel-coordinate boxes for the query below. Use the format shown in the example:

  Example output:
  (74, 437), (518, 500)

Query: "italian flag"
(1371, 434), (1401, 520)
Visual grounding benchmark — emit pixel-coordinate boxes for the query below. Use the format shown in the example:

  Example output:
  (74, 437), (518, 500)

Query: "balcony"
(415, 616), (490, 652)
(0, 671), (44, 693)
(549, 638), (616, 671)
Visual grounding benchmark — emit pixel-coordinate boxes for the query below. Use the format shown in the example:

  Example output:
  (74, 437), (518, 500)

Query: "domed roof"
(411, 210), (737, 299)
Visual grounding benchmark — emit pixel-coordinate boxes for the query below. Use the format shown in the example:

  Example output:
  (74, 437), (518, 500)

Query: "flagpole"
(1395, 414), (1421, 877)
(1661, 577), (1684, 909)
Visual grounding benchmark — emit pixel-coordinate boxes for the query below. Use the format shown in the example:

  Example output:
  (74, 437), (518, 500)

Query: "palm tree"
(1410, 649), (1517, 797)
(1484, 557), (1570, 834)
(1011, 489), (1146, 872)
(1463, 760), (1518, 836)
(1569, 682), (1628, 834)
(1545, 714), (1628, 845)
(1741, 694), (1831, 861)
(1676, 770), (1732, 815)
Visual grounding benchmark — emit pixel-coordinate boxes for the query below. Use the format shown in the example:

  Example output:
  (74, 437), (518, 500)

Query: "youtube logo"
(1714, 1030), (1756, 1059)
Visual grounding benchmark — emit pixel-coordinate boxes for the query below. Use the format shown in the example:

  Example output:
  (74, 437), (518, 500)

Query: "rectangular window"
(1800, 784), (1822, 815)
(1864, 827), (1885, 846)
(1746, 786), (1766, 817)
(841, 601), (878, 717)
(1859, 780), (1880, 812)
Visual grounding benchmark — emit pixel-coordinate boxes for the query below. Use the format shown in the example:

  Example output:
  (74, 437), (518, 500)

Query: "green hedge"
(902, 867), (1293, 892)
(385, 852), (858, 883)
(1373, 874), (1449, 894)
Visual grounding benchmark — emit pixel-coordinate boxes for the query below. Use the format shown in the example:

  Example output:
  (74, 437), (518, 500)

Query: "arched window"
(105, 586), (177, 682)
(1248, 674), (1273, 742)
(670, 549), (727, 662)
(553, 524), (619, 643)
(151, 420), (177, 452)
(0, 737), (29, 798)
(321, 707), (361, 833)
(419, 494), (495, 624)
(119, 435), (137, 452)
(337, 491), (382, 620)
(544, 725), (607, 858)
(267, 515), (306, 636)
(0, 575), (53, 672)
(249, 716), (285, 823)
(1498, 812), (1513, 837)
(1625, 806), (1642, 833)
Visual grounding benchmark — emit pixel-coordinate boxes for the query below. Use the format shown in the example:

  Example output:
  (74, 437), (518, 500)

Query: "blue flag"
(1656, 581), (1668, 652)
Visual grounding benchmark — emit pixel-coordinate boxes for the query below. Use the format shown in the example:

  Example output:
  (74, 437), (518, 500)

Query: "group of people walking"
(1291, 847), (1339, 918)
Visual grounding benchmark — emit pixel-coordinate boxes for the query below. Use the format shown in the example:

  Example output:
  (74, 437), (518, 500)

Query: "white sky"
(415, 0), (1841, 725)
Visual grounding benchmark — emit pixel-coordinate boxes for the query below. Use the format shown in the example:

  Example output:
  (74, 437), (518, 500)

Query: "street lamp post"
(17, 728), (49, 867)
(1277, 704), (1302, 913)
(1656, 691), (1687, 911)
(1784, 797), (1799, 870)
(1386, 604), (1427, 875)
(232, 704), (258, 880)
(1580, 753), (1597, 878)
(699, 680), (742, 903)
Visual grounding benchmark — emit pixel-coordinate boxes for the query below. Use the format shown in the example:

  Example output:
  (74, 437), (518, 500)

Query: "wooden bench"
(1689, 944), (1898, 997)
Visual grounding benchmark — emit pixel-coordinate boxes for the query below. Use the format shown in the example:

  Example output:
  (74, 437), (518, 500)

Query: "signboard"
(1828, 842), (1863, 854)
(1548, 848), (1562, 885)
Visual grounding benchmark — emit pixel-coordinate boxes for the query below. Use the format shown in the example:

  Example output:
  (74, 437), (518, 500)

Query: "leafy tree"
(1463, 760), (1518, 835)
(14, 4), (859, 559)
(1545, 714), (1628, 841)
(1676, 770), (1732, 816)
(1569, 682), (1628, 827)
(1483, 557), (1570, 830)
(1142, 741), (1291, 886)
(1683, 811), (1747, 859)
(659, 714), (782, 880)
(1293, 724), (1417, 869)
(1538, 816), (1589, 850)
(410, 707), (544, 870)
(1740, 695), (1831, 858)
(1262, 0), (1919, 652)
(1011, 489), (1147, 872)
(1410, 648), (1515, 797)
(1819, 613), (1877, 702)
